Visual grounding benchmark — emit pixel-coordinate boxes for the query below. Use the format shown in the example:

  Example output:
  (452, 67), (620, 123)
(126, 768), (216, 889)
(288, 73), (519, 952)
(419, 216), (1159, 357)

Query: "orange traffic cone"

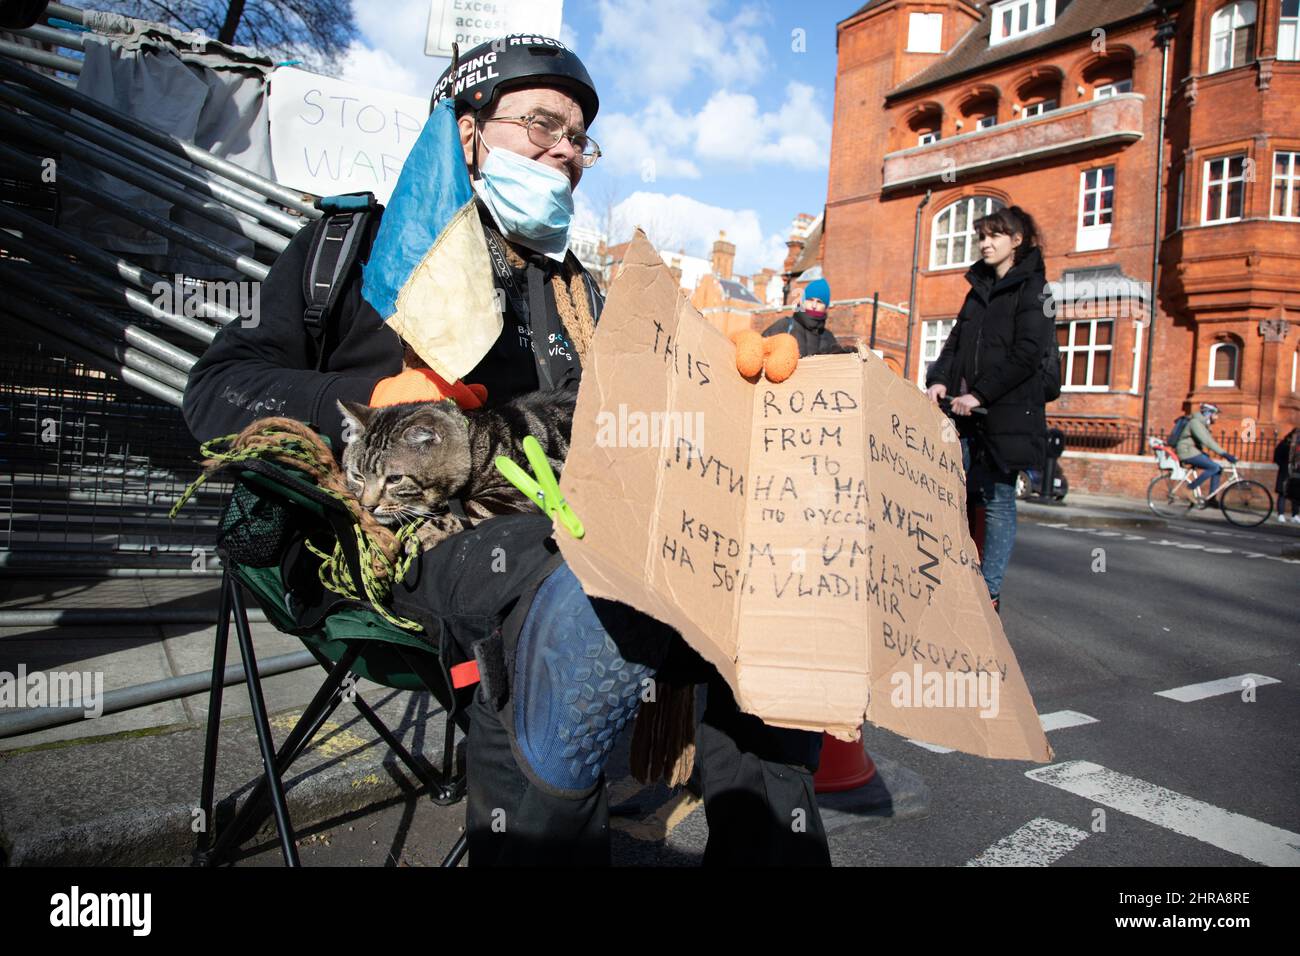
(814, 730), (877, 793)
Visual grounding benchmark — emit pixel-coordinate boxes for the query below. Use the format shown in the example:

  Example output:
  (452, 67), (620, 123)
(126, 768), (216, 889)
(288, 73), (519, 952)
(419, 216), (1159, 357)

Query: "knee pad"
(507, 563), (656, 797)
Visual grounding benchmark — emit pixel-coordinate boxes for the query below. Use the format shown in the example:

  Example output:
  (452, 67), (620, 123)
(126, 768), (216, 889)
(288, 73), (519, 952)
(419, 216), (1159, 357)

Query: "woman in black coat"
(925, 206), (1053, 611)
(1274, 428), (1299, 523)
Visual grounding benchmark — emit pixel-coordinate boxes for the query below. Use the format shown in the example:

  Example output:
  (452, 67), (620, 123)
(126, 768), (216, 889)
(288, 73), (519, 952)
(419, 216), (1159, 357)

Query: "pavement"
(0, 488), (1294, 866)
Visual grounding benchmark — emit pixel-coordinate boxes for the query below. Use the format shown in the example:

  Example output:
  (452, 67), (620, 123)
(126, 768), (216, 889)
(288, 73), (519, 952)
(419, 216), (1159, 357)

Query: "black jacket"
(182, 202), (602, 454)
(926, 247), (1052, 472)
(761, 310), (850, 358)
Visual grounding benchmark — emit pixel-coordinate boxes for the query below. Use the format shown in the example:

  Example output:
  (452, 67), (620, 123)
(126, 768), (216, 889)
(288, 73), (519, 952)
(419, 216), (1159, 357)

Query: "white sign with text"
(268, 67), (430, 204)
(424, 0), (564, 58)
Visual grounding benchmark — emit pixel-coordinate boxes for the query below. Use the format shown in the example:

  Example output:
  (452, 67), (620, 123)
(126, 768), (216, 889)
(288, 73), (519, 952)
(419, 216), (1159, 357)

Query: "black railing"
(1050, 424), (1281, 463)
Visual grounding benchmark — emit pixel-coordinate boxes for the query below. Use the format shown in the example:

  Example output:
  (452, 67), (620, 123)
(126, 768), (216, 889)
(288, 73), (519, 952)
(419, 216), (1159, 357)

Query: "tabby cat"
(337, 389), (577, 545)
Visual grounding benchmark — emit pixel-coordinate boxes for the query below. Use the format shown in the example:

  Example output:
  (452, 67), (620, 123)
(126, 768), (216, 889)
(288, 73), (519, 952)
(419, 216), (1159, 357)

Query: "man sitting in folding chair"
(184, 35), (831, 867)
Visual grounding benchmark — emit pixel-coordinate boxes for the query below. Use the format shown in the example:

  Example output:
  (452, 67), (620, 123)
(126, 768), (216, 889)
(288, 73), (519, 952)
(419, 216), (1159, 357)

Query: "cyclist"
(1173, 402), (1237, 500)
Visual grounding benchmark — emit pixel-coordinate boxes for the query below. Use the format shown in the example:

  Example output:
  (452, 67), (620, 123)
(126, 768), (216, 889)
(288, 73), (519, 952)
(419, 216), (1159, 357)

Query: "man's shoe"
(1279, 514), (1291, 524)
(991, 596), (1000, 615)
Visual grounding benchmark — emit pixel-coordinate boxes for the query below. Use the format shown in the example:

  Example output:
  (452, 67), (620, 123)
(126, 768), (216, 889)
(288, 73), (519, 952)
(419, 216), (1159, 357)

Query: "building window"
(1209, 2), (1256, 73)
(930, 196), (1004, 270)
(1093, 79), (1133, 98)
(1057, 318), (1113, 391)
(1202, 155), (1247, 224)
(908, 12), (944, 52)
(1283, 0), (1300, 60)
(1022, 98), (1057, 117)
(1273, 151), (1300, 220)
(1208, 342), (1240, 387)
(1176, 167), (1185, 229)
(990, 0), (1055, 46)
(918, 130), (940, 146)
(917, 319), (957, 386)
(976, 114), (997, 129)
(1077, 166), (1115, 251)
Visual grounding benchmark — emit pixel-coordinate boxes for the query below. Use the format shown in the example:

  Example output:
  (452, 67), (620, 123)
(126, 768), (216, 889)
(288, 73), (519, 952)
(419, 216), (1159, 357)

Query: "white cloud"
(351, 0), (444, 93)
(592, 0), (769, 99)
(337, 41), (427, 99)
(609, 191), (787, 275)
(594, 82), (829, 178)
(596, 97), (700, 179)
(694, 83), (830, 169)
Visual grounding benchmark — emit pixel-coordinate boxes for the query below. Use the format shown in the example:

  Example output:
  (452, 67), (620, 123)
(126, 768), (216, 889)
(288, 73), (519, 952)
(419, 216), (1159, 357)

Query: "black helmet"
(432, 35), (599, 128)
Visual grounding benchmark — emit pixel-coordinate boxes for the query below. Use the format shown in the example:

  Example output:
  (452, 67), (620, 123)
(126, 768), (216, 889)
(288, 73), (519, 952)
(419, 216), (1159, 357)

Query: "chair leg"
(228, 577), (300, 866)
(441, 832), (468, 868)
(196, 569), (234, 863)
(209, 646), (360, 864)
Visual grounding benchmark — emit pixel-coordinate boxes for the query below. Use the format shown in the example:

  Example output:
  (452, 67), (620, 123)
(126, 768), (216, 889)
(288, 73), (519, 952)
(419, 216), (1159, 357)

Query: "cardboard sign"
(424, 0), (565, 58)
(558, 233), (1053, 761)
(268, 67), (430, 204)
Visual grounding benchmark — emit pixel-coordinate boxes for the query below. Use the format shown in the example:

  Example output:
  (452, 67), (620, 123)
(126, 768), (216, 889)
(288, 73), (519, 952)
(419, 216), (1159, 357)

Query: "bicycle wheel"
(1219, 480), (1273, 528)
(1147, 475), (1192, 518)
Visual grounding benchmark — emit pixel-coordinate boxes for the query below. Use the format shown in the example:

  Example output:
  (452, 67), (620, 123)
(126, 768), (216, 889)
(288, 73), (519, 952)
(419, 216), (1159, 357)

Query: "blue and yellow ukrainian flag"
(361, 97), (499, 383)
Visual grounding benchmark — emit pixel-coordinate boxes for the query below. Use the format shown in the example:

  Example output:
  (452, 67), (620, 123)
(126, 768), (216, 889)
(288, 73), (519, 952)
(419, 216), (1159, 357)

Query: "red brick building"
(816, 0), (1300, 492)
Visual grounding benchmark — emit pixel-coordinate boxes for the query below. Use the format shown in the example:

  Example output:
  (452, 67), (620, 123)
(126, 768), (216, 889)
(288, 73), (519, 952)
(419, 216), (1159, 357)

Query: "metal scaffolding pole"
(0, 262), (199, 373)
(0, 108), (292, 254)
(0, 141), (271, 280)
(0, 82), (303, 238)
(0, 650), (317, 739)
(4, 311), (186, 406)
(0, 37), (81, 73)
(4, 296), (191, 391)
(0, 52), (318, 218)
(0, 203), (239, 326)
(2, 231), (218, 345)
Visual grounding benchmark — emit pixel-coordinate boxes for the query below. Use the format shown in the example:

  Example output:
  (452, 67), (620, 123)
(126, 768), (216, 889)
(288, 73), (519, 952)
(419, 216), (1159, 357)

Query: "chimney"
(751, 272), (768, 301)
(711, 231), (735, 281)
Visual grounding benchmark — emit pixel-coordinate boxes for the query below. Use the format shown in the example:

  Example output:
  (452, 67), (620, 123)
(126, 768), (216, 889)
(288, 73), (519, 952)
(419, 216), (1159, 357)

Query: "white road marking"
(1026, 761), (1300, 867)
(1155, 674), (1280, 702)
(965, 817), (1090, 867)
(912, 711), (1097, 752)
(907, 739), (954, 753)
(1039, 710), (1099, 731)
(1031, 522), (1300, 564)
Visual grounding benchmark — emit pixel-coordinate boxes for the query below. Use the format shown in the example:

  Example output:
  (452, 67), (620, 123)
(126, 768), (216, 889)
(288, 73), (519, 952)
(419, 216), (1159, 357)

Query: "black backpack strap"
(302, 192), (379, 371)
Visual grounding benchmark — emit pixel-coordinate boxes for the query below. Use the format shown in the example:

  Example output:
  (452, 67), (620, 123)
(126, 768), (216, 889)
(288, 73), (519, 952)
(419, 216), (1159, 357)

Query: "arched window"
(1208, 341), (1240, 387)
(930, 197), (1004, 270)
(907, 104), (943, 147)
(1210, 2), (1257, 73)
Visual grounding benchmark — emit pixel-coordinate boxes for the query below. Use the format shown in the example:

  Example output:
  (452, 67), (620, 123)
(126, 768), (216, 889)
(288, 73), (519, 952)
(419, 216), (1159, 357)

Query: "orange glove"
(370, 367), (487, 409)
(731, 330), (799, 383)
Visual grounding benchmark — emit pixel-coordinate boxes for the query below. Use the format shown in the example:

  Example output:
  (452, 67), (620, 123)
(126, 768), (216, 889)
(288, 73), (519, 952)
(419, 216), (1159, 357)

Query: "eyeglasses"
(479, 113), (602, 167)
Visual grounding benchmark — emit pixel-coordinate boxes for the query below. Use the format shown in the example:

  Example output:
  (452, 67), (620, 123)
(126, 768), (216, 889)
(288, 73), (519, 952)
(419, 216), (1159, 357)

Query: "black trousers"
(390, 515), (829, 866)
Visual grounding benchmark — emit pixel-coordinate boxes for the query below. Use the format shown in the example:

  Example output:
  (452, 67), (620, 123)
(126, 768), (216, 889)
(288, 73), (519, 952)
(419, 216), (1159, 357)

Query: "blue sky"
(345, 0), (856, 275)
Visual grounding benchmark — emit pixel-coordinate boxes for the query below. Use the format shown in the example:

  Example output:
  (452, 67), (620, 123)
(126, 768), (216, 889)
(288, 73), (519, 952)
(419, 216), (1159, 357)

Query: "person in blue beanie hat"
(763, 277), (851, 357)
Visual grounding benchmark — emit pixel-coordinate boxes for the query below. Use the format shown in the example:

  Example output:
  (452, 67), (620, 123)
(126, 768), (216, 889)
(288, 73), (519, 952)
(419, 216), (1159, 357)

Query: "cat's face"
(337, 400), (473, 525)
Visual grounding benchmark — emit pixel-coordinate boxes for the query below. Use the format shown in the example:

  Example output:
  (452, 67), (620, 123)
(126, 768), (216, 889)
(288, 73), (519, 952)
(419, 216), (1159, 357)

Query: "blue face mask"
(472, 140), (574, 261)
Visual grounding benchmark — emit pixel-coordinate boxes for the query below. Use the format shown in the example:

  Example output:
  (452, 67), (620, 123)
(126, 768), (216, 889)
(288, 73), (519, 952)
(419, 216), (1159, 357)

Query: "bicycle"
(1145, 437), (1274, 528)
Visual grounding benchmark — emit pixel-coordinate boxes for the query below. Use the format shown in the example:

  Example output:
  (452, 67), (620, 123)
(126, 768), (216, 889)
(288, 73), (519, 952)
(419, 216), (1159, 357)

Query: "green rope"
(172, 428), (426, 631)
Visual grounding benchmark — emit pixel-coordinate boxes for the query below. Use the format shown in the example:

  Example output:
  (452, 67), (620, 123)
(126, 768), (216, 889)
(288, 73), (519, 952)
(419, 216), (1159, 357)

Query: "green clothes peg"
(494, 435), (585, 539)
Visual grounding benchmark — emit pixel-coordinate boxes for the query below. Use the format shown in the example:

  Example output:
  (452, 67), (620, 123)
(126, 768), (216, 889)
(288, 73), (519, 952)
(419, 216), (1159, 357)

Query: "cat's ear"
(403, 422), (442, 446)
(337, 400), (376, 441)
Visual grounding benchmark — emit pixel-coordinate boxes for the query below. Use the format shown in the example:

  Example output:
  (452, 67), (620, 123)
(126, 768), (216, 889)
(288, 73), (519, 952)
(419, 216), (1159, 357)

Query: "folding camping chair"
(195, 456), (475, 868)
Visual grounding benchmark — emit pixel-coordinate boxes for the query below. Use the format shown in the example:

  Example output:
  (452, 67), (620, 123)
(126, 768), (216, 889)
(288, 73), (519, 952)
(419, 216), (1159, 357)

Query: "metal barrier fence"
(0, 5), (316, 576)
(1051, 424), (1281, 462)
